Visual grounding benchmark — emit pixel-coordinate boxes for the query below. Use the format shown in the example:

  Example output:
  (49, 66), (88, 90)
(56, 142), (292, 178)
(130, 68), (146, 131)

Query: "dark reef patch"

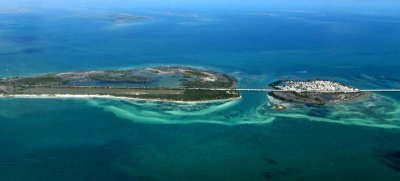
(263, 171), (274, 180)
(262, 157), (300, 180)
(27, 139), (130, 163)
(22, 140), (136, 180)
(262, 168), (298, 180)
(0, 48), (42, 56)
(263, 158), (278, 165)
(378, 150), (400, 172)
(2, 36), (38, 43)
(20, 48), (42, 54)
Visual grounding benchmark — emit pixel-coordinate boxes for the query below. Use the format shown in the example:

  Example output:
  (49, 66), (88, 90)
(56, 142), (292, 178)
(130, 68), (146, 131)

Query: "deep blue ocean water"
(0, 6), (400, 180)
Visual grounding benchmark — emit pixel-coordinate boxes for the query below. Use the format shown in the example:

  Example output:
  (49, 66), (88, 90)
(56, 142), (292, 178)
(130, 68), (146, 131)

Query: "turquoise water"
(1, 6), (400, 180)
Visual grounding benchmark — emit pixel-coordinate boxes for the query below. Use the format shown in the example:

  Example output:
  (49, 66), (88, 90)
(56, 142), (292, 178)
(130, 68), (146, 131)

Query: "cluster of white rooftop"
(275, 80), (359, 92)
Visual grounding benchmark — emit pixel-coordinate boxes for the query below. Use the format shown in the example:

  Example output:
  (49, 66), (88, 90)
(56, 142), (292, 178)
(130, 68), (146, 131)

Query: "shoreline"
(0, 94), (242, 104)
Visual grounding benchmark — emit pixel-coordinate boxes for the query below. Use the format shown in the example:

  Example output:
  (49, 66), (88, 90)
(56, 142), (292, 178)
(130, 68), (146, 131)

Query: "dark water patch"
(306, 106), (330, 117)
(0, 152), (21, 178)
(353, 74), (400, 88)
(263, 171), (274, 180)
(263, 158), (278, 165)
(382, 76), (400, 82)
(263, 168), (299, 180)
(0, 48), (42, 56)
(2, 36), (38, 43)
(27, 139), (130, 163)
(378, 150), (400, 172)
(328, 51), (397, 61)
(0, 51), (17, 56)
(20, 139), (135, 180)
(20, 48), (42, 54)
(0, 25), (20, 30)
(262, 157), (299, 180)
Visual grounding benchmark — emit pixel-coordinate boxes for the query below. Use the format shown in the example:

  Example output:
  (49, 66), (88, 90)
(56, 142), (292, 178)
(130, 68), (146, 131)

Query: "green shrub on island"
(89, 74), (152, 83)
(134, 89), (240, 101)
(14, 76), (66, 86)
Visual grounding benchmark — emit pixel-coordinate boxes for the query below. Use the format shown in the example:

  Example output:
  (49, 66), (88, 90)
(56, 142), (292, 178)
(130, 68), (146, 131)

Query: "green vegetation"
(14, 75), (66, 86)
(135, 89), (240, 101)
(89, 70), (152, 83)
(183, 70), (209, 77)
(183, 74), (236, 88)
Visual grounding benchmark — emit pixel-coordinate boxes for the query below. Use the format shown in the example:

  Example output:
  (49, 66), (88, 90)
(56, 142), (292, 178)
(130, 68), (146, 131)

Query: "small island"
(268, 80), (366, 105)
(107, 13), (150, 24)
(73, 11), (150, 24)
(0, 66), (240, 102)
